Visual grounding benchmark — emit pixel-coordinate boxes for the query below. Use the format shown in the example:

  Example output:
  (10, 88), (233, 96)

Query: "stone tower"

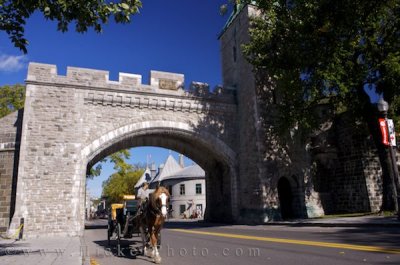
(219, 2), (385, 221)
(219, 3), (284, 222)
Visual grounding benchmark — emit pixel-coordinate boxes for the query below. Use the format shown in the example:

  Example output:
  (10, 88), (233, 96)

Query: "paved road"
(84, 219), (400, 265)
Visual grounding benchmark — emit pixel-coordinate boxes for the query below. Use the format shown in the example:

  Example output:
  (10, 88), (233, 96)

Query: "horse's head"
(152, 186), (170, 218)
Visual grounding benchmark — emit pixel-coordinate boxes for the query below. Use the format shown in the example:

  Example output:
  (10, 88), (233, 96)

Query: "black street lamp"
(377, 97), (400, 220)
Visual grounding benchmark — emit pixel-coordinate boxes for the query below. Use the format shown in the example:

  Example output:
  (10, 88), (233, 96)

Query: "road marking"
(171, 229), (400, 255)
(90, 257), (100, 265)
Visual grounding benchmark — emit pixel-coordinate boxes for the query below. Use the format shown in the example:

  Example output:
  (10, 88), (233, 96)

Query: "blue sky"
(0, 0), (228, 86)
(0, 0), (229, 198)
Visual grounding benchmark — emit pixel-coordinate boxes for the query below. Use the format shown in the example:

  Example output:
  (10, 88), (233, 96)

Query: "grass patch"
(376, 211), (397, 217)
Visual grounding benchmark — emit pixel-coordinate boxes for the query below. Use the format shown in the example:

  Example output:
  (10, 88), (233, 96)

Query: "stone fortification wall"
(220, 3), (388, 221)
(220, 4), (320, 222)
(27, 63), (235, 100)
(9, 62), (238, 238)
(310, 112), (385, 215)
(330, 115), (382, 213)
(0, 110), (22, 231)
(4, 3), (393, 237)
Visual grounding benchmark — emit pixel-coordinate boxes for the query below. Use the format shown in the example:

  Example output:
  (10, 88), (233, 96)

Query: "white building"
(162, 163), (206, 219)
(137, 154), (206, 219)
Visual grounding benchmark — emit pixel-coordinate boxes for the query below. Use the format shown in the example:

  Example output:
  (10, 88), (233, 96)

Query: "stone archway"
(7, 63), (239, 238)
(82, 121), (238, 226)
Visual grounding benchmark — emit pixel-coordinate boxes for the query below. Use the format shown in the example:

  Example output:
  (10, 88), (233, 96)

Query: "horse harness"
(141, 197), (164, 218)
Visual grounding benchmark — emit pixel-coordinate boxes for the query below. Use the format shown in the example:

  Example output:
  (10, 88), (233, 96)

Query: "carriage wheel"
(116, 223), (122, 253)
(107, 223), (111, 246)
(107, 218), (113, 246)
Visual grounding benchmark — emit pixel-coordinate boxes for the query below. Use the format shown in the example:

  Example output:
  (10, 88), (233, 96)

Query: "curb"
(266, 222), (400, 228)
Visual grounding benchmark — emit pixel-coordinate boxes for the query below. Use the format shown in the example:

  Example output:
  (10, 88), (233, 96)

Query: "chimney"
(179, 154), (185, 168)
(150, 163), (157, 178)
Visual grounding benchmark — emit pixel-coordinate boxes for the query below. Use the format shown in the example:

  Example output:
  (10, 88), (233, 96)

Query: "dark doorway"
(278, 177), (294, 219)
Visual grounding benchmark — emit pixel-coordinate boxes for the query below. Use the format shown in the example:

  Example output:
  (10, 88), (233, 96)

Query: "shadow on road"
(0, 241), (36, 257)
(92, 238), (143, 259)
(85, 224), (107, 229)
(164, 220), (230, 230)
(85, 219), (232, 230)
(327, 226), (400, 248)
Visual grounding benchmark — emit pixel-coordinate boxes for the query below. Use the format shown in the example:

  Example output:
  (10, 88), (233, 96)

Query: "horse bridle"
(148, 192), (169, 218)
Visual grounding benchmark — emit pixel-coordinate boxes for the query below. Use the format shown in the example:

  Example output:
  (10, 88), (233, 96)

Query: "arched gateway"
(7, 63), (239, 238)
(2, 4), (381, 238)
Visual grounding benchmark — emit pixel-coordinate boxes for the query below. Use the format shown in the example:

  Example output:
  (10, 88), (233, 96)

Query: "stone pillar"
(220, 5), (270, 223)
(9, 64), (86, 238)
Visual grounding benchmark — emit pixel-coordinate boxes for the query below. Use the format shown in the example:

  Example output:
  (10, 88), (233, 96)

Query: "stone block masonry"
(7, 62), (239, 238)
(2, 2), (392, 236)
(0, 110), (22, 232)
(219, 3), (389, 222)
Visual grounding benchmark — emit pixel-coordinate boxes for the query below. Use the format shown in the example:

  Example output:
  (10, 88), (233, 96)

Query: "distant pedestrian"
(196, 208), (202, 218)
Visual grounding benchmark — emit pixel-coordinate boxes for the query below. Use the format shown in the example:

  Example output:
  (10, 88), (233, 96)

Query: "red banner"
(379, 118), (389, 146)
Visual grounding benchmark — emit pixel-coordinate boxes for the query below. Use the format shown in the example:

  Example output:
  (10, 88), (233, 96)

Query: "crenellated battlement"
(26, 62), (235, 100)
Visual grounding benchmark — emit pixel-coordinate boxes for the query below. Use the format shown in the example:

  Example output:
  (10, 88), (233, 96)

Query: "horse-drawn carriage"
(106, 187), (169, 263)
(107, 195), (140, 249)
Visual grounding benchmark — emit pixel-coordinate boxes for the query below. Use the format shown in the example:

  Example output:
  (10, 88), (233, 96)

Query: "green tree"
(101, 170), (143, 203)
(86, 163), (103, 179)
(0, 84), (25, 118)
(241, 1), (400, 210)
(243, 0), (399, 131)
(101, 150), (143, 203)
(87, 150), (132, 179)
(109, 149), (133, 174)
(0, 0), (142, 53)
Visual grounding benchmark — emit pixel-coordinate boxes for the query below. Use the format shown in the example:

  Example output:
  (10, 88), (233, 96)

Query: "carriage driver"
(137, 181), (150, 214)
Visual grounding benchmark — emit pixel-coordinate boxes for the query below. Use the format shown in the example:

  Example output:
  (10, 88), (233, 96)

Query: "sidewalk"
(167, 214), (400, 228)
(269, 214), (400, 227)
(0, 236), (87, 265)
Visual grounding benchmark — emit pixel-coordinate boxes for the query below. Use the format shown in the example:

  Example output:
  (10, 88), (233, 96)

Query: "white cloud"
(0, 54), (28, 72)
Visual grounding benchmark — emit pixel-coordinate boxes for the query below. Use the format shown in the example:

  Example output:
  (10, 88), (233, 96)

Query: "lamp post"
(377, 97), (400, 220)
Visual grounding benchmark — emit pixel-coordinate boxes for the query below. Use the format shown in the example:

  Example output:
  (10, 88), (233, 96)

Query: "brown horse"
(138, 186), (170, 263)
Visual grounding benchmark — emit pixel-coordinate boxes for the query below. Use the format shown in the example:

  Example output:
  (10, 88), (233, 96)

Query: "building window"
(168, 185), (172, 196)
(195, 183), (202, 194)
(179, 204), (186, 214)
(180, 184), (185, 195)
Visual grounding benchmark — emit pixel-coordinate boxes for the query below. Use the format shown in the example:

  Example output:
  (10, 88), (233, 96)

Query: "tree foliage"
(0, 0), (142, 53)
(101, 150), (144, 203)
(87, 149), (136, 179)
(108, 149), (133, 174)
(0, 84), (25, 118)
(243, 0), (400, 133)
(241, 0), (400, 211)
(101, 170), (143, 203)
(86, 163), (103, 179)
